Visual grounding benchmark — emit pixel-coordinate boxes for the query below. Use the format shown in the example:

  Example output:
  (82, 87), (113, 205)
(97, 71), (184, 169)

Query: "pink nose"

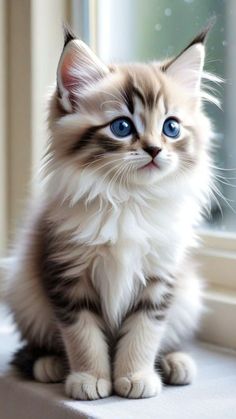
(143, 146), (162, 158)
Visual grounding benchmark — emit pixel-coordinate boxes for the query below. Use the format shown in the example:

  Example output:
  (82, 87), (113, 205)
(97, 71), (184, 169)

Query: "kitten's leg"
(61, 311), (112, 400)
(160, 352), (197, 385)
(41, 236), (112, 400)
(159, 269), (201, 385)
(114, 279), (173, 399)
(47, 288), (112, 399)
(114, 312), (163, 398)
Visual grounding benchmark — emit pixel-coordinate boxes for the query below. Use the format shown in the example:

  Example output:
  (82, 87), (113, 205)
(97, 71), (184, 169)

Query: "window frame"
(196, 230), (236, 350)
(0, 0), (71, 243)
(198, 230), (236, 291)
(0, 0), (7, 255)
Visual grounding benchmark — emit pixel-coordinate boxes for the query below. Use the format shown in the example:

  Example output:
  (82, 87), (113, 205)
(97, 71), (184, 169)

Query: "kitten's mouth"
(140, 160), (159, 170)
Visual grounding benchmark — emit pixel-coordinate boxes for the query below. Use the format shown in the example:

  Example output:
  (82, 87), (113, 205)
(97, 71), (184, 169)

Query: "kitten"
(5, 25), (218, 400)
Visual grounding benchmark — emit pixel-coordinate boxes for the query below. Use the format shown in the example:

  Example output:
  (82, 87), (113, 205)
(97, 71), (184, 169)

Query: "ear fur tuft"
(161, 18), (216, 74)
(183, 17), (216, 51)
(63, 23), (77, 48)
(57, 31), (108, 113)
(160, 19), (217, 94)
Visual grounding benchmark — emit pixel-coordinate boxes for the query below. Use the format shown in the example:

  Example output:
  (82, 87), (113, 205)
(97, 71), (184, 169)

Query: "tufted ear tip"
(62, 23), (77, 48)
(57, 32), (108, 113)
(184, 17), (216, 50)
(160, 19), (216, 94)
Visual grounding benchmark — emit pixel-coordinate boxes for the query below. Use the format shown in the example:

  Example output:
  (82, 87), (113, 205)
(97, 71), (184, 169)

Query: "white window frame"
(196, 230), (236, 350)
(0, 0), (7, 255)
(198, 230), (236, 291)
(0, 0), (71, 242)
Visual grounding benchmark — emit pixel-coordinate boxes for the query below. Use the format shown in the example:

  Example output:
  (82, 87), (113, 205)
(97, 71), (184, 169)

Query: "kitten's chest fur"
(54, 194), (196, 327)
(93, 205), (182, 323)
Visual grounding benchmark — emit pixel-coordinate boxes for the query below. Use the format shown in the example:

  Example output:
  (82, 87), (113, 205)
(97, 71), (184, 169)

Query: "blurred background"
(0, 0), (235, 258)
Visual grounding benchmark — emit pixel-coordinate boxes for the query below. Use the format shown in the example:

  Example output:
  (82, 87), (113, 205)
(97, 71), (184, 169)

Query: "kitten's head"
(46, 25), (217, 203)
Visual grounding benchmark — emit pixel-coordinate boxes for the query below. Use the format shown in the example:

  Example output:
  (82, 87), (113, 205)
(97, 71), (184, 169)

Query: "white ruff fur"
(45, 155), (210, 329)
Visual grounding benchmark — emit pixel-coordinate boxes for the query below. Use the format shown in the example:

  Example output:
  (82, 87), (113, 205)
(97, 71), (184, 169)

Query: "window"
(0, 0), (71, 241)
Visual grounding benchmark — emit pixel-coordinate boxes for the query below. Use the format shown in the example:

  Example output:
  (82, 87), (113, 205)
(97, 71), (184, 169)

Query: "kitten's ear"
(57, 26), (108, 112)
(162, 24), (212, 94)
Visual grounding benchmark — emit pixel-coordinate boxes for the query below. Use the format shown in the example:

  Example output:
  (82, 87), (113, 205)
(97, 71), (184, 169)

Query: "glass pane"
(95, 0), (236, 232)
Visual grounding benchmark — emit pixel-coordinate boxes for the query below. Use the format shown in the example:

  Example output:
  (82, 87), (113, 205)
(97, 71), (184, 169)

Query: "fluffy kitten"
(5, 25), (217, 400)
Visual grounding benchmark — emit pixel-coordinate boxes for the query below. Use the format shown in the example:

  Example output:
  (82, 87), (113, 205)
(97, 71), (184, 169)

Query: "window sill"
(0, 317), (236, 419)
(197, 229), (236, 291)
(199, 287), (236, 351)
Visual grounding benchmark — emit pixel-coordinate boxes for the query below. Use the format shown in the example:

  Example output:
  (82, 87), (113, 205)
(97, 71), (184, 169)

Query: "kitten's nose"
(143, 146), (162, 159)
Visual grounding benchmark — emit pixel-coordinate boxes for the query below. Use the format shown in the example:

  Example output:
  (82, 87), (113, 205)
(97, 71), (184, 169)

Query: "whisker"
(209, 189), (224, 218)
(210, 183), (236, 214)
(215, 178), (236, 188)
(80, 156), (126, 176)
(210, 164), (236, 172)
(215, 173), (236, 181)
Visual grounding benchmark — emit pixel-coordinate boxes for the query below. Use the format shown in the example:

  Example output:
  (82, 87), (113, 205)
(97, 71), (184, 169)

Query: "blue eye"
(162, 118), (180, 139)
(110, 117), (134, 138)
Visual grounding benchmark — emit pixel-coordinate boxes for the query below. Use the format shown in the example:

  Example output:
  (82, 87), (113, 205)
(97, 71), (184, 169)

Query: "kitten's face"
(48, 29), (212, 197)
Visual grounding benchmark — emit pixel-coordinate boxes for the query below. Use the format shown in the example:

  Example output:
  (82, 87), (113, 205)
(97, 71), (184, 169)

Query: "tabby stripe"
(134, 293), (173, 314)
(41, 228), (101, 326)
(50, 295), (101, 325)
(123, 75), (134, 114)
(69, 122), (108, 153)
(115, 295), (171, 350)
(155, 89), (162, 107)
(133, 85), (162, 110)
(42, 258), (82, 293)
(147, 275), (175, 288)
(133, 86), (146, 106)
(145, 89), (156, 109)
(95, 134), (123, 152)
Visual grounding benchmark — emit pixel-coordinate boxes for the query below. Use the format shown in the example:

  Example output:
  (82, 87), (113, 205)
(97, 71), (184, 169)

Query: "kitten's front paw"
(65, 372), (112, 400)
(114, 371), (162, 399)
